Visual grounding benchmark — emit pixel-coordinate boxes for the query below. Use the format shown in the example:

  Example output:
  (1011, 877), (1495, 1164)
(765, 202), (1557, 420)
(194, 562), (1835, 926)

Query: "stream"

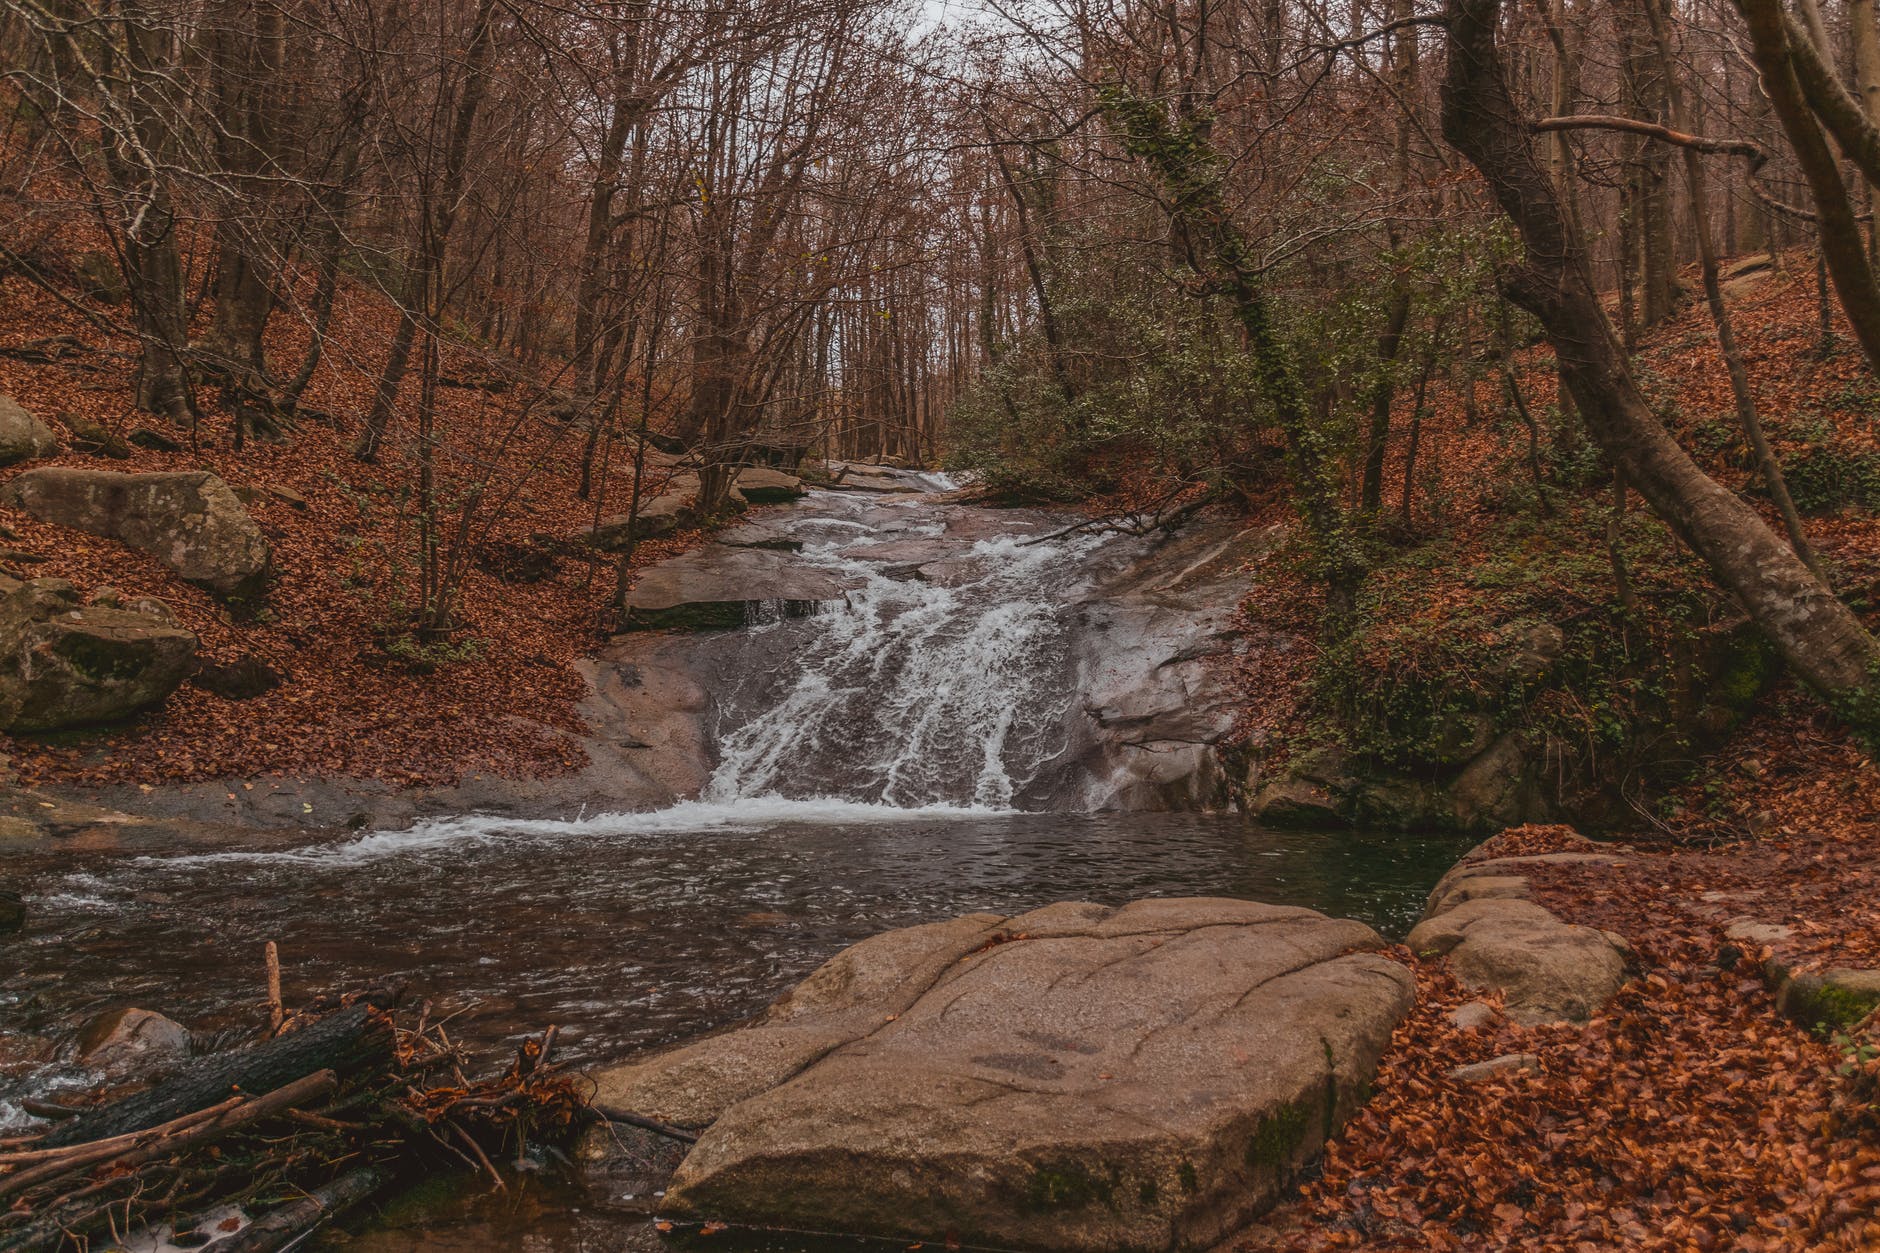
(0, 476), (1471, 1248)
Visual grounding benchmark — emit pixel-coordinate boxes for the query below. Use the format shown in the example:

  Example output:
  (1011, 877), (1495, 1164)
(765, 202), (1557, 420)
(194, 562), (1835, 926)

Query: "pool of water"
(2, 807), (1467, 1086)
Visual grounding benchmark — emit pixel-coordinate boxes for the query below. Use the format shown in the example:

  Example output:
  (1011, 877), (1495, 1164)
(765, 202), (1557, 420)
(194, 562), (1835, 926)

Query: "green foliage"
(944, 265), (1268, 500)
(1782, 443), (1880, 513)
(1310, 508), (1762, 797)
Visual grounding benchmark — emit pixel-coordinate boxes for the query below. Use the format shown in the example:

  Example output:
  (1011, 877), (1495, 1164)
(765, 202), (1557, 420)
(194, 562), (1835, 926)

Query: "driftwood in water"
(215, 1164), (387, 1253)
(0, 1072), (337, 1201)
(41, 1004), (392, 1148)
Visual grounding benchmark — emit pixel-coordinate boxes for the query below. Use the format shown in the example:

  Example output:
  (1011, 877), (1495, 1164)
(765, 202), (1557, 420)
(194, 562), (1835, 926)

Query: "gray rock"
(1446, 1000), (1498, 1032)
(59, 413), (131, 459)
(76, 1007), (190, 1079)
(734, 467), (807, 504)
(585, 491), (694, 551)
(3, 469), (271, 601)
(1449, 1052), (1539, 1083)
(75, 251), (126, 303)
(619, 545), (859, 632)
(0, 576), (199, 731)
(597, 898), (1414, 1252)
(1775, 968), (1880, 1031)
(1409, 895), (1628, 1026)
(0, 395), (62, 466)
(1723, 918), (1794, 948)
(1449, 732), (1538, 831)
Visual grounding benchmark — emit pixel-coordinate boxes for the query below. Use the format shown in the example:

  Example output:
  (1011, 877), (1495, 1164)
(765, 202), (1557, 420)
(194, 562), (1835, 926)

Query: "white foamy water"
(128, 796), (1013, 869)
(705, 520), (1102, 809)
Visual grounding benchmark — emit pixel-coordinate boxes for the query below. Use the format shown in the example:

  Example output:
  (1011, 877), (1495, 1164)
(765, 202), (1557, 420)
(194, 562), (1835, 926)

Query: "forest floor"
(0, 227), (719, 788)
(1236, 718), (1880, 1251)
(7, 217), (1880, 1246)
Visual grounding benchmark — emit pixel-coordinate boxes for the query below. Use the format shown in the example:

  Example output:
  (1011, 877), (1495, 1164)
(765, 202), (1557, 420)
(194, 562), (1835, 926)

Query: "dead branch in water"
(0, 948), (595, 1253)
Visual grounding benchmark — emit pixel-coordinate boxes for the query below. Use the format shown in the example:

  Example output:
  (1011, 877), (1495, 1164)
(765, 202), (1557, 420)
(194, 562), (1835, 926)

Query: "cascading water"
(702, 503), (1103, 811)
(1, 473), (1475, 1152)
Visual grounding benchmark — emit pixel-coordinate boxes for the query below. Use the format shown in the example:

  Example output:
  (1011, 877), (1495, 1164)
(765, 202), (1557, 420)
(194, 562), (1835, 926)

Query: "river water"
(0, 477), (1470, 1247)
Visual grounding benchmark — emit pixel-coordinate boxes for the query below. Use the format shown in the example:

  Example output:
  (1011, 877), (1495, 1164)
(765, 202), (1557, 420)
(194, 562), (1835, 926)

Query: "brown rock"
(76, 1007), (190, 1079)
(598, 898), (1414, 1252)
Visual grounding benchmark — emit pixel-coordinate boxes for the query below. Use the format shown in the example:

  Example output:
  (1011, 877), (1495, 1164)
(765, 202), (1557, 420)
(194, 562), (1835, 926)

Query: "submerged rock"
(3, 468), (271, 602)
(76, 1007), (190, 1080)
(0, 576), (199, 731)
(596, 897), (1414, 1252)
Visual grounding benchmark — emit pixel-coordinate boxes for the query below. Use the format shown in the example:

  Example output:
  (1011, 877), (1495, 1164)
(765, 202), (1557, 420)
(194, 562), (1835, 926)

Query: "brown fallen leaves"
(0, 197), (711, 789)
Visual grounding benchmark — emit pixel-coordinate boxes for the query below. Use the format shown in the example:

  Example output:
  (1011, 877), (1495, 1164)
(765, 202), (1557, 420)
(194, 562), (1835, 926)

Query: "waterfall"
(701, 503), (1103, 811)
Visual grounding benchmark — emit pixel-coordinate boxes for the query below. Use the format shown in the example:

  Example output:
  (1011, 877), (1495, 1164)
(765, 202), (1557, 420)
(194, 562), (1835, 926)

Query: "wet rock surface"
(594, 897), (1414, 1252)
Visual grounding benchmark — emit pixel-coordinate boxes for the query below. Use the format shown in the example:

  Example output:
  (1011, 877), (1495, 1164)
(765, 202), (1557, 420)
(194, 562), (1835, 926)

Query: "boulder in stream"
(594, 897), (1414, 1252)
(75, 1007), (191, 1080)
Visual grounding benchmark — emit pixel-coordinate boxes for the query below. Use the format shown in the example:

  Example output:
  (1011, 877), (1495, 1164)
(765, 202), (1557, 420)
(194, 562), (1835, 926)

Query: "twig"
(264, 940), (285, 1038)
(446, 1119), (506, 1192)
(2, 1072), (335, 1199)
(589, 1104), (700, 1144)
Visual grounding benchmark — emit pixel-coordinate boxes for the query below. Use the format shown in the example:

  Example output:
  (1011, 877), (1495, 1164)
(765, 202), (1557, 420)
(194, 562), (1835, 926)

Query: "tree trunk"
(1734, 0), (1880, 375)
(1443, 0), (1880, 726)
(1644, 0), (1819, 575)
(352, 0), (498, 463)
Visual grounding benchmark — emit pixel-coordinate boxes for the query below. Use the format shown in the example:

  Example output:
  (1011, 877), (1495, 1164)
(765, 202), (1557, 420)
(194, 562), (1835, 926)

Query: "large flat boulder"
(619, 545), (859, 631)
(582, 490), (694, 551)
(734, 466), (807, 504)
(0, 396), (61, 466)
(3, 469), (271, 601)
(595, 898), (1414, 1251)
(0, 577), (198, 731)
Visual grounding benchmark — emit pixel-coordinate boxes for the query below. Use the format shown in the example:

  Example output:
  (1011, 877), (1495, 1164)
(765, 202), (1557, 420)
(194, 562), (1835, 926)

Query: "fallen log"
(40, 1004), (392, 1149)
(0, 1072), (336, 1200)
(215, 1164), (387, 1253)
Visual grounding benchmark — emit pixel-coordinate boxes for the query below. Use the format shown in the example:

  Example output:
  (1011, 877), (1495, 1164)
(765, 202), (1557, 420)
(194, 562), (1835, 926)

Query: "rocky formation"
(0, 395), (62, 466)
(1408, 838), (1632, 1025)
(594, 898), (1415, 1252)
(734, 467), (806, 503)
(1248, 617), (1772, 833)
(619, 544), (858, 631)
(75, 1007), (191, 1080)
(3, 468), (272, 602)
(1058, 519), (1275, 809)
(580, 471), (785, 551)
(0, 576), (198, 732)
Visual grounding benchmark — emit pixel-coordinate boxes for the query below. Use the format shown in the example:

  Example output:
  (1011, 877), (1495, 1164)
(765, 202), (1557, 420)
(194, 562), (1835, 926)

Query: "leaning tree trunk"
(1443, 0), (1880, 728)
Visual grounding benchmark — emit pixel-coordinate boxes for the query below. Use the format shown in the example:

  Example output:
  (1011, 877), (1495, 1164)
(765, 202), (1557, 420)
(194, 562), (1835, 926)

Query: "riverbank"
(1235, 746), (1880, 1251)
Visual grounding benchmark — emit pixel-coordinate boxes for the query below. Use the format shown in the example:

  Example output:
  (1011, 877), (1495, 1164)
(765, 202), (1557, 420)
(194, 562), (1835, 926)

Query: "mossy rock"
(1777, 969), (1880, 1033)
